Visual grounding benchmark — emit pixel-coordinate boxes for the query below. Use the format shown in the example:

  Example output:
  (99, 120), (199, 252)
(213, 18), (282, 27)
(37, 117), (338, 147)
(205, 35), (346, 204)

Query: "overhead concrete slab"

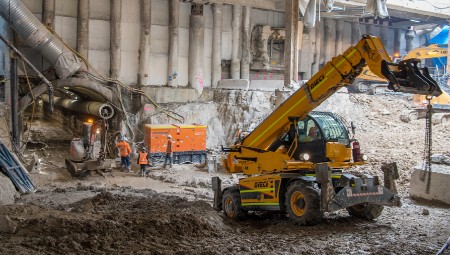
(249, 80), (284, 91)
(410, 163), (450, 206)
(217, 79), (249, 90)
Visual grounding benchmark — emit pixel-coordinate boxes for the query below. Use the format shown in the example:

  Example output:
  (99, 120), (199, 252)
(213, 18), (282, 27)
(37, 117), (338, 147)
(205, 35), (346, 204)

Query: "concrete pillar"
(211, 3), (223, 88)
(302, 27), (314, 79)
(139, 0), (151, 86)
(394, 28), (401, 55)
(168, 0), (178, 87)
(406, 26), (415, 52)
(292, 0), (299, 82)
(110, 0), (121, 79)
(448, 21), (450, 85)
(77, 0), (89, 60)
(231, 5), (241, 80)
(366, 20), (374, 36)
(284, 0), (299, 86)
(335, 19), (344, 55)
(380, 21), (389, 49)
(188, 4), (204, 95)
(42, 0), (55, 29)
(318, 20), (325, 67)
(323, 18), (334, 63)
(351, 21), (359, 45)
(241, 6), (251, 80)
(10, 57), (18, 147)
(311, 21), (321, 75)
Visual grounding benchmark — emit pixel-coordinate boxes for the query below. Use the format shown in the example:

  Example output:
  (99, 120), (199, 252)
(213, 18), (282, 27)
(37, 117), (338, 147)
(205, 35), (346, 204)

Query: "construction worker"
(137, 147), (149, 177)
(116, 136), (132, 172)
(163, 135), (174, 169)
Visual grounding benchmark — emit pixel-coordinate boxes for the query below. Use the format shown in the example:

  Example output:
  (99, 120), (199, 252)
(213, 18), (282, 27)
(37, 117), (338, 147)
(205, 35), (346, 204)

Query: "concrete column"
(10, 57), (18, 147)
(303, 27), (314, 79)
(211, 3), (223, 88)
(366, 20), (374, 36)
(380, 21), (389, 49)
(42, 0), (55, 29)
(351, 21), (359, 45)
(319, 20), (325, 67)
(231, 5), (241, 80)
(448, 21), (450, 86)
(394, 28), (401, 55)
(405, 26), (415, 52)
(139, 0), (151, 86)
(77, 0), (89, 60)
(335, 19), (344, 55)
(168, 0), (178, 87)
(188, 4), (204, 95)
(292, 0), (299, 82)
(110, 0), (121, 79)
(284, 0), (294, 86)
(311, 21), (321, 74)
(323, 18), (334, 63)
(241, 6), (251, 80)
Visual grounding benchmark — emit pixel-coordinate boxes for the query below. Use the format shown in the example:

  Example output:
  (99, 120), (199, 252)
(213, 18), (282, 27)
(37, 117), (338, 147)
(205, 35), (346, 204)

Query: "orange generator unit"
(144, 124), (207, 165)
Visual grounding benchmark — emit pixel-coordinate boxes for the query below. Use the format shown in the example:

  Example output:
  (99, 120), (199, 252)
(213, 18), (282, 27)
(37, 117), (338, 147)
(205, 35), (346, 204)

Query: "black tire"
(285, 181), (323, 225)
(222, 188), (246, 220)
(347, 203), (384, 220)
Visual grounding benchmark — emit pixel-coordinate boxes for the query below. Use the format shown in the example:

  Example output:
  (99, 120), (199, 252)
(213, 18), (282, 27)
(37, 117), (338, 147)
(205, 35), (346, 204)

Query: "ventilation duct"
(0, 0), (83, 79)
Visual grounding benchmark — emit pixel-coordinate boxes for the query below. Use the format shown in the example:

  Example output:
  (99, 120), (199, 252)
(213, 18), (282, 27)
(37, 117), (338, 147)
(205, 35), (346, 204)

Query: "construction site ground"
(1, 93), (450, 254)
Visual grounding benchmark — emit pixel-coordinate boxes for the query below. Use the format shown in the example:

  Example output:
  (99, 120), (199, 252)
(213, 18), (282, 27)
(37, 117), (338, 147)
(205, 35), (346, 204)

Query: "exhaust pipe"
(0, 0), (83, 79)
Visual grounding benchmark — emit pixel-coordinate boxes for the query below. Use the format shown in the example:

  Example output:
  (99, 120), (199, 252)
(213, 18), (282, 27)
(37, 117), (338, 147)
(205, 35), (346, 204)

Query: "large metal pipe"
(40, 95), (115, 119)
(0, 0), (83, 79)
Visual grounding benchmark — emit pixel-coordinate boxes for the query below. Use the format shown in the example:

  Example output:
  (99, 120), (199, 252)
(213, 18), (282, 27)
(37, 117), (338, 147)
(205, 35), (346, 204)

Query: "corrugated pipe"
(0, 0), (82, 79)
(40, 94), (115, 119)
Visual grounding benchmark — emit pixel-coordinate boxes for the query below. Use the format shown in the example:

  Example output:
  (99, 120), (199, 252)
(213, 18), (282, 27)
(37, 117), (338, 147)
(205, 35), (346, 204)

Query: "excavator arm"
(226, 35), (441, 174)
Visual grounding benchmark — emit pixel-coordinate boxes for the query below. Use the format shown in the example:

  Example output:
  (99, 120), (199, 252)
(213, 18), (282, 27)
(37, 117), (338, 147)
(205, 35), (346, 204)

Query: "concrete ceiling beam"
(199, 0), (279, 11)
(334, 0), (450, 19)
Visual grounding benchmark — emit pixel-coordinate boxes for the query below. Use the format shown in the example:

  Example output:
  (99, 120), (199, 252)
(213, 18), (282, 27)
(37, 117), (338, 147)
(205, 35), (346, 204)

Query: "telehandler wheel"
(347, 203), (384, 220)
(222, 188), (246, 220)
(285, 182), (322, 225)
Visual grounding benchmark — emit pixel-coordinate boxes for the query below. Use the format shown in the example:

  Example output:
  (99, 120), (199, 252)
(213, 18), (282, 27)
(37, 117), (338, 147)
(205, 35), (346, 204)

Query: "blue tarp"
(428, 26), (448, 69)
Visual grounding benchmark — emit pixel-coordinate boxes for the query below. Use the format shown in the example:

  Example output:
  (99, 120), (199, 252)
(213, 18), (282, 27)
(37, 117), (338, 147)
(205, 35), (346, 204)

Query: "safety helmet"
(167, 135), (172, 139)
(142, 147), (147, 151)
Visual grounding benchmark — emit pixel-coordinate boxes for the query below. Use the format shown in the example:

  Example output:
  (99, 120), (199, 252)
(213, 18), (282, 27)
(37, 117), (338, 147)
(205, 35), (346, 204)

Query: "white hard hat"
(167, 135), (172, 139)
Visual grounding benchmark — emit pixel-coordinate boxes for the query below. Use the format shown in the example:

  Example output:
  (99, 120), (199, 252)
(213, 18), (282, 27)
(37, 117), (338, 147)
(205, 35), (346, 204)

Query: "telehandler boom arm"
(241, 35), (442, 151)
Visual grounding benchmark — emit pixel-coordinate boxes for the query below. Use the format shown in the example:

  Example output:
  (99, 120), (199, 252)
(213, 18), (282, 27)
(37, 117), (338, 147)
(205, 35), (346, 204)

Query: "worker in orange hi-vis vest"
(163, 135), (174, 169)
(137, 147), (149, 177)
(116, 136), (132, 172)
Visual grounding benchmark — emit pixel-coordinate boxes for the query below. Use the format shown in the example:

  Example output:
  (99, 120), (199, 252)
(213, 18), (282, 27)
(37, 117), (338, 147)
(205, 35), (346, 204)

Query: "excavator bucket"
(382, 58), (443, 97)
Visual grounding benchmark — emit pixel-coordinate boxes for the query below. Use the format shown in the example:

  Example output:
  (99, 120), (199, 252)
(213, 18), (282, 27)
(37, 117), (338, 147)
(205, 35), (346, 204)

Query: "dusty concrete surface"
(410, 165), (450, 205)
(0, 92), (449, 254)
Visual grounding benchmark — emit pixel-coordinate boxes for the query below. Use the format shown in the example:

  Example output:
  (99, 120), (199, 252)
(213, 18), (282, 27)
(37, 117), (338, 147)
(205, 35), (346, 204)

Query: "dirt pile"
(0, 191), (228, 254)
(0, 188), (448, 254)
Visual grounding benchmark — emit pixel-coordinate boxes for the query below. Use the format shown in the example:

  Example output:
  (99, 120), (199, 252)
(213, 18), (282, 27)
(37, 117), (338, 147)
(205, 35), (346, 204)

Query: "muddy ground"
(0, 93), (449, 254)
